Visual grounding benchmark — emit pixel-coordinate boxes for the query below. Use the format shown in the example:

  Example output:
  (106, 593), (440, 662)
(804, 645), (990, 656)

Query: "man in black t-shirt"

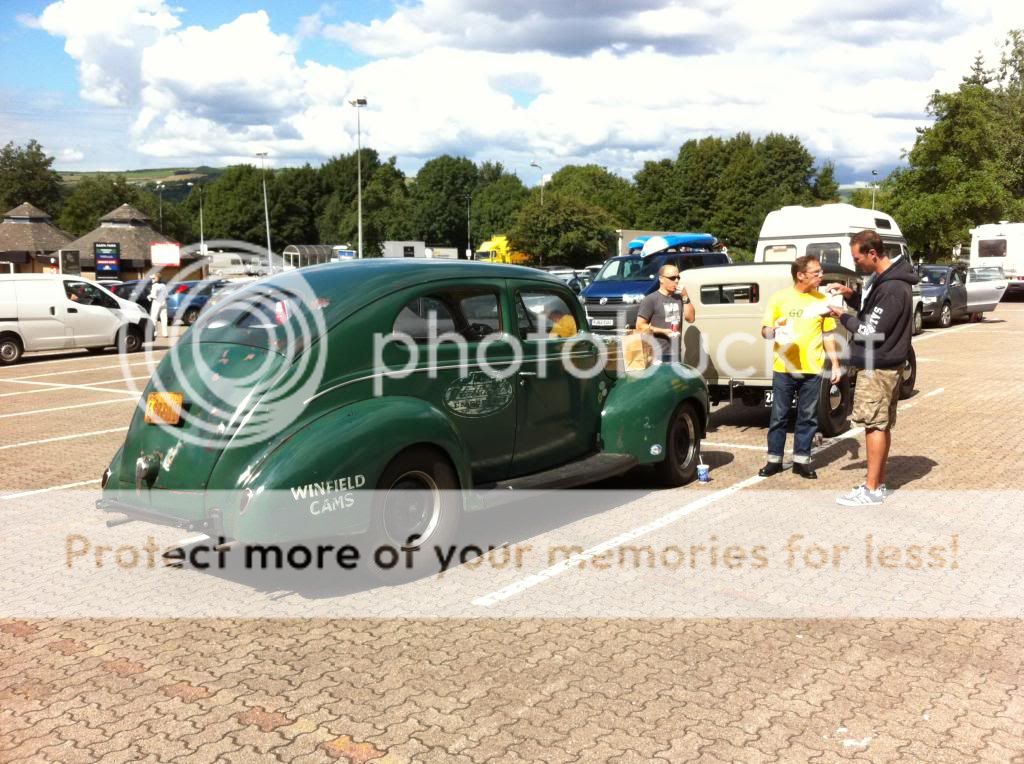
(635, 263), (695, 361)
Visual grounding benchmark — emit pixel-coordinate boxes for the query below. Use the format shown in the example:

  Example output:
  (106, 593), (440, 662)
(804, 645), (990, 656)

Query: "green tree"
(470, 171), (528, 247)
(269, 164), (322, 246)
(545, 164), (637, 225)
(812, 161), (840, 203)
(509, 194), (615, 268)
(58, 175), (145, 236)
(0, 140), (63, 215)
(191, 165), (269, 248)
(408, 155), (478, 251)
(633, 159), (684, 229)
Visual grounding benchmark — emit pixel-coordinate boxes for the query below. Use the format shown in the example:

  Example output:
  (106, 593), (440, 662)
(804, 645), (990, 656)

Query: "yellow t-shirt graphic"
(762, 288), (837, 374)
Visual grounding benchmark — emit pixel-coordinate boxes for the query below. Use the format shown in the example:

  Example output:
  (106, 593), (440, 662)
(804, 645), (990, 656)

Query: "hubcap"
(673, 413), (696, 467)
(902, 360), (912, 382)
(382, 470), (441, 549)
(828, 384), (843, 413)
(0, 342), (16, 362)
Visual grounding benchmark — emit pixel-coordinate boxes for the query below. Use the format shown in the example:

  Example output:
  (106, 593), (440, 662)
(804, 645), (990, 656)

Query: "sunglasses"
(662, 275), (680, 281)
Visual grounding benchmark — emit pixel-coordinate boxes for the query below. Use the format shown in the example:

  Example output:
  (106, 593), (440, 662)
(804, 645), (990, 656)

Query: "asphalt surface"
(2, 305), (1023, 762)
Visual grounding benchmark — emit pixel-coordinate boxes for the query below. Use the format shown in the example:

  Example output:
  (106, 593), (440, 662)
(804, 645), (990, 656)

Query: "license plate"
(591, 318), (614, 327)
(763, 390), (774, 407)
(145, 392), (184, 425)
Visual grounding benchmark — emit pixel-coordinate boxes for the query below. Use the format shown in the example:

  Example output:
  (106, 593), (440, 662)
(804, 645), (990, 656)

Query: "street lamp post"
(256, 152), (273, 274)
(530, 161), (544, 206)
(156, 183), (165, 231)
(349, 97), (368, 258)
(465, 193), (472, 259)
(187, 182), (204, 259)
(871, 169), (879, 209)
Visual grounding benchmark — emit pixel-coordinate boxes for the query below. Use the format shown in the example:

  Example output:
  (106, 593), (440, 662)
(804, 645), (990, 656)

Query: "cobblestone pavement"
(2, 307), (1023, 762)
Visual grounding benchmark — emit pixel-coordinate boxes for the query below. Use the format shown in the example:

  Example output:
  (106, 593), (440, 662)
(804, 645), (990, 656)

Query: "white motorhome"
(970, 222), (1024, 295)
(0, 275), (151, 364)
(755, 203), (924, 334)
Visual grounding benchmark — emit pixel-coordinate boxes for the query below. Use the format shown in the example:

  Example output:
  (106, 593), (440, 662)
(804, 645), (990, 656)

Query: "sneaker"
(836, 486), (885, 506)
(853, 483), (892, 499)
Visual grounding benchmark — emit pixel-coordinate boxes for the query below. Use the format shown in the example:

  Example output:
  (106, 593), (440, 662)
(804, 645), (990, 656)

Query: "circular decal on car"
(443, 372), (514, 418)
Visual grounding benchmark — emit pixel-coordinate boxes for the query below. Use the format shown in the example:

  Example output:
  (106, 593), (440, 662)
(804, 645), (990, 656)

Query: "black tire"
(0, 334), (23, 365)
(817, 373), (851, 438)
(899, 346), (917, 400)
(938, 301), (952, 328)
(368, 446), (462, 583)
(183, 307), (200, 326)
(655, 401), (701, 486)
(913, 306), (923, 335)
(116, 326), (143, 354)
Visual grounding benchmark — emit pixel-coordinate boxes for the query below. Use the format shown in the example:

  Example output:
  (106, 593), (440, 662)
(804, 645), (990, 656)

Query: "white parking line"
(1, 479), (101, 501)
(0, 377), (148, 397)
(0, 428), (129, 451)
(913, 323), (980, 343)
(2, 359), (161, 381)
(0, 399), (137, 419)
(473, 387), (946, 608)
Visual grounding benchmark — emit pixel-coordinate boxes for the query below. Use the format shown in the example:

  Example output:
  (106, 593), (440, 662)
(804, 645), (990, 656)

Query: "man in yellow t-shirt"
(757, 255), (841, 480)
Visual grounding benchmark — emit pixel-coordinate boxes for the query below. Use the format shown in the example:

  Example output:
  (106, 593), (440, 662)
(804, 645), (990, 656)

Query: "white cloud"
(59, 147), (85, 162)
(26, 0), (1024, 180)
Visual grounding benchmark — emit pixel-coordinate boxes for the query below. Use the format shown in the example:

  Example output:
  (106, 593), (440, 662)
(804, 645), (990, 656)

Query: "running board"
(480, 452), (638, 494)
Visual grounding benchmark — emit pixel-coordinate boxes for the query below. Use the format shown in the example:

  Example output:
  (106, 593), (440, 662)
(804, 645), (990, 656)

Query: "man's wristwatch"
(680, 296), (691, 304)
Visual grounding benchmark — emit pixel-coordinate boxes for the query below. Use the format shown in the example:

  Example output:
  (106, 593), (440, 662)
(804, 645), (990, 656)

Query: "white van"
(0, 275), (151, 365)
(970, 222), (1024, 296)
(207, 252), (267, 278)
(755, 203), (924, 334)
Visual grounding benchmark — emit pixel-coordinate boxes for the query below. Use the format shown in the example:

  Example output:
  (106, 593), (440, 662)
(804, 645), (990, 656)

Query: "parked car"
(196, 278), (260, 318)
(677, 262), (917, 437)
(916, 264), (1005, 327)
(970, 222), (1024, 296)
(0, 275), (150, 364)
(165, 279), (231, 325)
(97, 260), (710, 580)
(110, 279), (153, 311)
(581, 234), (729, 332)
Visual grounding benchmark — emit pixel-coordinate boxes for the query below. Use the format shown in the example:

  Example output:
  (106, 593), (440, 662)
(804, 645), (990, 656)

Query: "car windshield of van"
(594, 256), (648, 281)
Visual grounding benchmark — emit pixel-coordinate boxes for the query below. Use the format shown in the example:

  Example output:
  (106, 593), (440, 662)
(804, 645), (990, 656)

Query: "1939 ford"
(98, 260), (709, 577)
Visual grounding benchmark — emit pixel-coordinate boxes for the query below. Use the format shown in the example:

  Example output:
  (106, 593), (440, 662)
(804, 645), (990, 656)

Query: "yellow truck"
(474, 235), (531, 264)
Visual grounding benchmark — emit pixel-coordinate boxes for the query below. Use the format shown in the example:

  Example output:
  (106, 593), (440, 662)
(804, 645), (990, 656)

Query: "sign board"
(59, 249), (81, 275)
(150, 241), (181, 266)
(94, 242), (121, 275)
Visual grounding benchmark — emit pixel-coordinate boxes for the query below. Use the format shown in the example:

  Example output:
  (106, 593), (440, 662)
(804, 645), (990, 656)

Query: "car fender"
(600, 365), (709, 464)
(220, 396), (470, 543)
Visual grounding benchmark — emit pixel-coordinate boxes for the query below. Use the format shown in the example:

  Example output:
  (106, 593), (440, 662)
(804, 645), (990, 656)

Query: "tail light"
(174, 284), (190, 294)
(274, 300), (289, 325)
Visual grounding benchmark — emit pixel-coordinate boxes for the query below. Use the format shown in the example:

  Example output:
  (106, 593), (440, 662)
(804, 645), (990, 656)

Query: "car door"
(947, 269), (968, 316)
(14, 280), (71, 350)
(965, 267), (1007, 313)
(508, 284), (602, 477)
(62, 280), (122, 346)
(382, 285), (518, 484)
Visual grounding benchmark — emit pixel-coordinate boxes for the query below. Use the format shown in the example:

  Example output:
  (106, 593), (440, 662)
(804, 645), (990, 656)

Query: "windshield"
(595, 257), (656, 282)
(918, 267), (950, 285)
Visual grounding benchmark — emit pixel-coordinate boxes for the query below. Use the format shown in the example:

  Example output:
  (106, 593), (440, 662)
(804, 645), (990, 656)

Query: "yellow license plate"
(145, 392), (184, 425)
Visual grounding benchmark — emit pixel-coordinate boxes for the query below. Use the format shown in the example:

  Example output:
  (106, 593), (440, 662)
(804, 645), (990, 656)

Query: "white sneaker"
(853, 483), (892, 499)
(836, 485), (885, 506)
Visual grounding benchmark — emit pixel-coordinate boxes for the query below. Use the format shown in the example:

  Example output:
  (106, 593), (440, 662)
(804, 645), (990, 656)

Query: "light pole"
(871, 169), (879, 209)
(349, 97), (367, 258)
(257, 152), (273, 274)
(156, 183), (165, 231)
(465, 193), (472, 259)
(530, 161), (544, 206)
(187, 182), (204, 258)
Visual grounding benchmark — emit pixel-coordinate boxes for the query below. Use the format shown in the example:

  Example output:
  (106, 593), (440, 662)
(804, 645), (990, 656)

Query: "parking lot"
(2, 304), (1024, 761)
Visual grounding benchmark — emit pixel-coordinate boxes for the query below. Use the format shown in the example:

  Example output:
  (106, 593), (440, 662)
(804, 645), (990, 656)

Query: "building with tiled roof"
(0, 203), (74, 273)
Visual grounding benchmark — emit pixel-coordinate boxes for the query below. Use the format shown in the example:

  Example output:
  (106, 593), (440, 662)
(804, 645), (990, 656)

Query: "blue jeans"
(766, 372), (820, 464)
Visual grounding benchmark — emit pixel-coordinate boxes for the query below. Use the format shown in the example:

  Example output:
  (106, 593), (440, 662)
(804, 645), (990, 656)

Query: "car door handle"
(50, 306), (55, 315)
(68, 307), (78, 313)
(995, 285), (1006, 290)
(519, 371), (538, 376)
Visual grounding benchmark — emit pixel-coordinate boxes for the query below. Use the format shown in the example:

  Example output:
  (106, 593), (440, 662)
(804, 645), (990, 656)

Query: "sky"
(2, 0), (1023, 186)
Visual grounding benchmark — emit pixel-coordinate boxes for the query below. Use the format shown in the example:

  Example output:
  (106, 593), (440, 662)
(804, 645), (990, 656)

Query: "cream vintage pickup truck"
(677, 262), (917, 437)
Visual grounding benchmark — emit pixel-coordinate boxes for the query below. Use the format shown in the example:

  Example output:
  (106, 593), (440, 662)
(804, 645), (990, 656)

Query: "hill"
(59, 166), (225, 187)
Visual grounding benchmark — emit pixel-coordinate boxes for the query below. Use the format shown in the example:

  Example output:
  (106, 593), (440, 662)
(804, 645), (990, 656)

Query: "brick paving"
(2, 305), (1023, 761)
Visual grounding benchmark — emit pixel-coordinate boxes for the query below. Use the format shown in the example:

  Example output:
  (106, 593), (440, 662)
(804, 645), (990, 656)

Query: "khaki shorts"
(852, 368), (901, 430)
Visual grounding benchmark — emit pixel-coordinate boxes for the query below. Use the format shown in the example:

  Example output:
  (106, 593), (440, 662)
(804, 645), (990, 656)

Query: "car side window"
(700, 283), (760, 304)
(807, 243), (842, 267)
(457, 293), (502, 339)
(393, 296), (457, 342)
(393, 289), (502, 343)
(516, 291), (579, 339)
(64, 281), (118, 309)
(951, 270), (964, 286)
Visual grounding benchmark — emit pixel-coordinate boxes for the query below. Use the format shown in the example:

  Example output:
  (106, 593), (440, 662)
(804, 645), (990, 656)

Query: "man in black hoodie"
(826, 230), (917, 506)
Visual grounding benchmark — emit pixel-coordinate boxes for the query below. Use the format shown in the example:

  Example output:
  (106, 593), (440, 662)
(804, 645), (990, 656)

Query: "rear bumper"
(97, 498), (224, 535)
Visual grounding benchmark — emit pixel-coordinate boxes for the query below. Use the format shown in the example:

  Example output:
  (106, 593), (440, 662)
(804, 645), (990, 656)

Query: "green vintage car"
(98, 260), (708, 576)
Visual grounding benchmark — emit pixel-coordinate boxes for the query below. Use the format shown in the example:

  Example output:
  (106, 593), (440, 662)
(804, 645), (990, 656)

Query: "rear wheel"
(938, 302), (952, 328)
(183, 307), (200, 326)
(898, 346), (917, 400)
(817, 373), (851, 438)
(655, 401), (701, 486)
(369, 446), (461, 583)
(116, 326), (143, 354)
(0, 334), (23, 365)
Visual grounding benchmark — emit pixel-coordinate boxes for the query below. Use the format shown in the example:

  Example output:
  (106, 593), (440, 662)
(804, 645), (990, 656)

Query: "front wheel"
(655, 401), (701, 486)
(913, 307), (924, 335)
(898, 346), (917, 400)
(116, 326), (143, 354)
(816, 373), (851, 438)
(368, 446), (462, 583)
(938, 302), (952, 328)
